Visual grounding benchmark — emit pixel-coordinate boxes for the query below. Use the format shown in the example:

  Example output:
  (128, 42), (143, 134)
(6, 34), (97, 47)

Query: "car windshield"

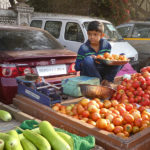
(84, 22), (122, 41)
(0, 29), (64, 51)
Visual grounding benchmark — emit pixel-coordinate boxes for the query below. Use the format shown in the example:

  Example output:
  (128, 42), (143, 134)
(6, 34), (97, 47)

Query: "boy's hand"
(91, 55), (96, 59)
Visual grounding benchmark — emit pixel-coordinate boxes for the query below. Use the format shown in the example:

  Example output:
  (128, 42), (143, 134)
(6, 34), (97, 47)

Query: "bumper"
(0, 74), (77, 104)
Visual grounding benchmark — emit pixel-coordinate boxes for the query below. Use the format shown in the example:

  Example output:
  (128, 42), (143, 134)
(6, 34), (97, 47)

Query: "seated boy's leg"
(81, 56), (102, 81)
(103, 65), (122, 82)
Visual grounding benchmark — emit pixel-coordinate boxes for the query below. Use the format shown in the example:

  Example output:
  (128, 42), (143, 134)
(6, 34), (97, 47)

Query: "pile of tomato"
(111, 66), (150, 107)
(52, 98), (150, 138)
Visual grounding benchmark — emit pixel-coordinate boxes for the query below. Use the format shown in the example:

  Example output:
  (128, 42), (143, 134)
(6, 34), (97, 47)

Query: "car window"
(132, 24), (150, 38)
(44, 21), (62, 38)
(117, 26), (131, 38)
(30, 20), (42, 28)
(0, 29), (64, 51)
(65, 22), (84, 42)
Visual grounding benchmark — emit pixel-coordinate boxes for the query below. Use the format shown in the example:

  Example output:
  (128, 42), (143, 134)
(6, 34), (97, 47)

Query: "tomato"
(96, 118), (108, 129)
(113, 117), (123, 126)
(116, 132), (126, 138)
(77, 104), (85, 115)
(130, 111), (141, 120)
(140, 124), (148, 131)
(87, 119), (96, 126)
(106, 114), (114, 123)
(132, 126), (140, 134)
(82, 110), (90, 118)
(123, 131), (129, 137)
(138, 106), (146, 113)
(124, 113), (134, 124)
(80, 98), (90, 107)
(110, 100), (118, 107)
(103, 100), (112, 109)
(132, 81), (140, 88)
(117, 105), (126, 116)
(91, 112), (101, 121)
(125, 104), (133, 112)
(100, 108), (108, 115)
(124, 124), (132, 133)
(81, 117), (89, 123)
(142, 114), (149, 121)
(106, 123), (115, 132)
(134, 118), (142, 127)
(114, 126), (124, 134)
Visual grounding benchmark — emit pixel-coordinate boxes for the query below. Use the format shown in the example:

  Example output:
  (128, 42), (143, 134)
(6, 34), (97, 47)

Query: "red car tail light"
(0, 64), (32, 78)
(17, 65), (32, 76)
(0, 64), (18, 77)
(68, 63), (76, 74)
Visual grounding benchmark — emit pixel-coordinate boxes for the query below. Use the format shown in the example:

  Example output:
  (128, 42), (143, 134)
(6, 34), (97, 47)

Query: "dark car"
(0, 25), (77, 104)
(116, 22), (150, 70)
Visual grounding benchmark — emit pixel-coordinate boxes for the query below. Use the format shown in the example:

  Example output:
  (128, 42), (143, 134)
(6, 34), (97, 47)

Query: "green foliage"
(91, 0), (130, 25)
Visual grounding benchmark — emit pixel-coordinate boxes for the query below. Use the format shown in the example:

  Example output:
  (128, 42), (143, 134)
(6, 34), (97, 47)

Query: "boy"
(75, 21), (122, 86)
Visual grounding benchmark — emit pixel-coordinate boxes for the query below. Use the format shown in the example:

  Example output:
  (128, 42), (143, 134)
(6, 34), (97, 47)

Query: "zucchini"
(0, 110), (12, 122)
(0, 139), (4, 150)
(57, 132), (74, 150)
(23, 129), (51, 150)
(19, 134), (37, 150)
(8, 130), (23, 150)
(39, 121), (71, 150)
(0, 133), (19, 150)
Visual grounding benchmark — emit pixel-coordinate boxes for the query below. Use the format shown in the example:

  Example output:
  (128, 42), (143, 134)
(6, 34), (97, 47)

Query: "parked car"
(30, 13), (138, 67)
(116, 21), (150, 70)
(0, 25), (77, 104)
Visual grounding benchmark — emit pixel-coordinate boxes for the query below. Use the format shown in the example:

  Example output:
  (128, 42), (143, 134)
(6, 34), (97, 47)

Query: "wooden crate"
(13, 94), (150, 150)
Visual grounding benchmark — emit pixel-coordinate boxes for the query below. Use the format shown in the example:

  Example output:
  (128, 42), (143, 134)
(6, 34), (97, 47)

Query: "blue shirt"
(75, 39), (111, 71)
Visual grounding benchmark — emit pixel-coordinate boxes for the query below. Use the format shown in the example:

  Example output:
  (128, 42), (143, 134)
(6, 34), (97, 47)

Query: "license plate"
(36, 64), (67, 76)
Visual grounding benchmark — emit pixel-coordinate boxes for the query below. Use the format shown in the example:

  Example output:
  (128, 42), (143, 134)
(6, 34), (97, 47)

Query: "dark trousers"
(80, 56), (122, 82)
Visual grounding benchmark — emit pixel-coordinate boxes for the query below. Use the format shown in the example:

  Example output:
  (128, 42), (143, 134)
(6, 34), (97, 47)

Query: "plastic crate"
(16, 77), (61, 106)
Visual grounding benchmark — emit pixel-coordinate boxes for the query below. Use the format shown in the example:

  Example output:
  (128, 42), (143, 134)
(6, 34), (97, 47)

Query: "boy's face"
(87, 30), (102, 44)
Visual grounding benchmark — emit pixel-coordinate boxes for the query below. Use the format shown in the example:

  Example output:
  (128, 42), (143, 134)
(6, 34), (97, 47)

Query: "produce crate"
(13, 94), (150, 150)
(16, 77), (61, 106)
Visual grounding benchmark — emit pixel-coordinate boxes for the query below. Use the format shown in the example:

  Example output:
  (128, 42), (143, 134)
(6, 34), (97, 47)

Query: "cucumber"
(0, 139), (4, 150)
(0, 110), (12, 122)
(57, 132), (74, 150)
(0, 133), (19, 150)
(19, 134), (37, 150)
(39, 121), (71, 150)
(23, 129), (51, 150)
(8, 130), (23, 150)
(0, 132), (9, 141)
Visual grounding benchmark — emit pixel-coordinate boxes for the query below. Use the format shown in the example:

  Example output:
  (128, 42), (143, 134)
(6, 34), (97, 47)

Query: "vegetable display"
(0, 121), (74, 150)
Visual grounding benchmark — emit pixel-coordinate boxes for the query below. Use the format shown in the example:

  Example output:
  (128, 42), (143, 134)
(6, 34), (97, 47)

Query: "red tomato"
(114, 126), (124, 134)
(125, 104), (133, 112)
(132, 81), (140, 88)
(91, 112), (101, 121)
(124, 113), (134, 124)
(113, 117), (123, 126)
(82, 110), (90, 118)
(134, 118), (142, 127)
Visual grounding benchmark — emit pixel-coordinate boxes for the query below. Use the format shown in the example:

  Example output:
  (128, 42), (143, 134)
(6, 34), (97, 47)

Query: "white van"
(30, 13), (138, 66)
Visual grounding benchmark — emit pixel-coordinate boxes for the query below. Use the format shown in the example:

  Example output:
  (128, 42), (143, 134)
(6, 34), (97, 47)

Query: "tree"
(90, 0), (130, 25)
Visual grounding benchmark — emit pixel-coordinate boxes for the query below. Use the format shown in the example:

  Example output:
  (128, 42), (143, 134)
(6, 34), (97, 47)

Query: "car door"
(123, 23), (150, 68)
(62, 21), (85, 53)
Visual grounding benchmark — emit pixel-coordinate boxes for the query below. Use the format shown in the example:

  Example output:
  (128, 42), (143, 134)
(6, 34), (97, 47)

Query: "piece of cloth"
(80, 56), (122, 82)
(116, 63), (137, 76)
(17, 120), (95, 150)
(75, 39), (111, 71)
